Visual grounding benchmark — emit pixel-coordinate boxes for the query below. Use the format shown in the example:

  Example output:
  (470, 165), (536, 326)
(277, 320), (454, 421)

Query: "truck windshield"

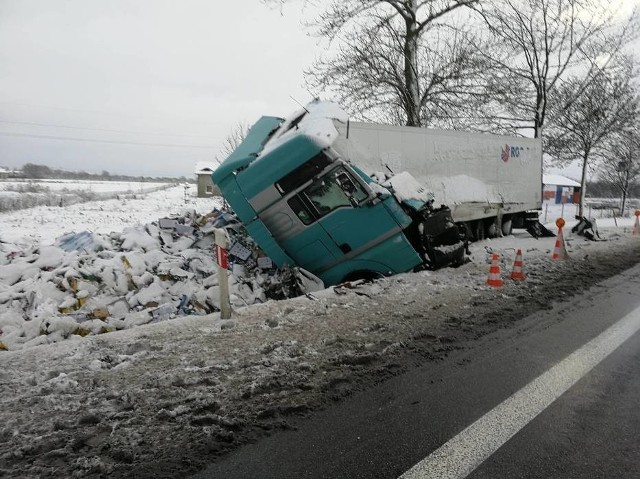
(289, 166), (368, 224)
(275, 152), (333, 195)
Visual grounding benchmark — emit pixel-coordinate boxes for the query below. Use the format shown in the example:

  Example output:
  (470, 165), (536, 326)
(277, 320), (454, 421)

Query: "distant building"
(543, 174), (581, 204)
(0, 166), (20, 179)
(194, 162), (221, 198)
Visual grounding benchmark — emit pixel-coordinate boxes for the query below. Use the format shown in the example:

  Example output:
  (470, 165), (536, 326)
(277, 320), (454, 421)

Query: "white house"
(194, 162), (221, 198)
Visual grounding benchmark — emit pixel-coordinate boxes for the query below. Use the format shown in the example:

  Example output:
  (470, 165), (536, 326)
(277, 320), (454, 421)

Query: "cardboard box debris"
(90, 308), (109, 320)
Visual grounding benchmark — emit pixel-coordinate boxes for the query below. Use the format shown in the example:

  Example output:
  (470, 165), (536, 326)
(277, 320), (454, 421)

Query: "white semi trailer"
(333, 121), (543, 240)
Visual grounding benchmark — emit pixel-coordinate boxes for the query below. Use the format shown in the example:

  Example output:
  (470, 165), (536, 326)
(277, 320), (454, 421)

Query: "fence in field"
(542, 198), (640, 223)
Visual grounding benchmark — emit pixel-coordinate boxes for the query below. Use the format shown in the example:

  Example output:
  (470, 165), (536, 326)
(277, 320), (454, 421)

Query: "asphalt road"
(192, 263), (640, 479)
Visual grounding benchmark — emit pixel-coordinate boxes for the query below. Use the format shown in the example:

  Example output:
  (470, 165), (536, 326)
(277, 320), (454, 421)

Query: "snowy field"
(0, 179), (177, 215)
(0, 184), (216, 246)
(0, 179), (170, 194)
(1, 188), (639, 477)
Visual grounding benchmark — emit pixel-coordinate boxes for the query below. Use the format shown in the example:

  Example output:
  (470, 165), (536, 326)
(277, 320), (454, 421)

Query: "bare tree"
(215, 122), (250, 163)
(473, 0), (638, 138)
(599, 126), (640, 216)
(545, 64), (639, 216)
(267, 0), (481, 127)
(308, 20), (492, 128)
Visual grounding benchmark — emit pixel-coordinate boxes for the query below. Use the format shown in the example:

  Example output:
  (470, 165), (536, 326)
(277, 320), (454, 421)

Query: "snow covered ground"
(1, 188), (639, 478)
(1, 179), (170, 194)
(0, 185), (322, 355)
(0, 184), (214, 246)
(0, 179), (177, 216)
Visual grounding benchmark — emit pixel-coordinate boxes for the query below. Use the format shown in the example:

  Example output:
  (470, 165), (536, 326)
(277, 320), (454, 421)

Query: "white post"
(213, 228), (232, 319)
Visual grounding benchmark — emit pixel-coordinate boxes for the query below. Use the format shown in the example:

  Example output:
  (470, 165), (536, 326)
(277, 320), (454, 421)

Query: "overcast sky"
(0, 0), (320, 177)
(1, 1), (637, 180)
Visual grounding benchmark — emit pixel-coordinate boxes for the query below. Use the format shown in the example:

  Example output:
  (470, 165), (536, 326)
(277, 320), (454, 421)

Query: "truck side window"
(303, 167), (368, 217)
(287, 195), (314, 225)
(306, 179), (351, 214)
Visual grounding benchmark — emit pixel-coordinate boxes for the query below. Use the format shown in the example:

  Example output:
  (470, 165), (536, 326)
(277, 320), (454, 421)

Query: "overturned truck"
(212, 100), (542, 286)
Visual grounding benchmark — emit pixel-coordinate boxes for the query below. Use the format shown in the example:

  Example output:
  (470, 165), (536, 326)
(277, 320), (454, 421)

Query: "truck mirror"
(336, 172), (357, 196)
(366, 195), (382, 207)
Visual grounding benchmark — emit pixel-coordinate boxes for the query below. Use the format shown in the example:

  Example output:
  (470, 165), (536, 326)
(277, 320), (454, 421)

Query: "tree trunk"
(621, 169), (630, 216)
(403, 2), (420, 127)
(534, 91), (544, 139)
(579, 150), (590, 217)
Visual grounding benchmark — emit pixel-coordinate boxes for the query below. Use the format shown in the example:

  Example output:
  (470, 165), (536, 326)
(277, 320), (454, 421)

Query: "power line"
(0, 101), (146, 118)
(0, 101), (220, 128)
(0, 131), (217, 149)
(0, 119), (214, 139)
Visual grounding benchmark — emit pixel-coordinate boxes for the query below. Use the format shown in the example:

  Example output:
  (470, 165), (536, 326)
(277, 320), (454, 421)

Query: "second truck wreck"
(212, 100), (543, 286)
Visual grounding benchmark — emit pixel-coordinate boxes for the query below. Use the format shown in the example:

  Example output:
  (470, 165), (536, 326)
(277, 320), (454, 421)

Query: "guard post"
(213, 228), (232, 319)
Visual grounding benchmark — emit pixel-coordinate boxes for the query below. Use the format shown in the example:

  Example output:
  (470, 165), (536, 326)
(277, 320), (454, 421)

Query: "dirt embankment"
(1, 234), (639, 478)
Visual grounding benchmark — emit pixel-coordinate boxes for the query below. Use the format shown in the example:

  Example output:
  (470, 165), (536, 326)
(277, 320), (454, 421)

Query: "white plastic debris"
(0, 206), (324, 351)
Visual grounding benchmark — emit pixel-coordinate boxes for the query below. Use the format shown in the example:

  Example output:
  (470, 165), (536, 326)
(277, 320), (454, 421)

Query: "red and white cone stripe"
(487, 253), (503, 288)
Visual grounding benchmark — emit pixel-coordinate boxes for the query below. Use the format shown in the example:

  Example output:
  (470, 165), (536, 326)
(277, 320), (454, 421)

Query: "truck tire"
(487, 219), (499, 238)
(502, 217), (513, 236)
(475, 220), (485, 241)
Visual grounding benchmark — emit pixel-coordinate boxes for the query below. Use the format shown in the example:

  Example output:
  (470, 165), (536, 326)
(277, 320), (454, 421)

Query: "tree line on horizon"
(8, 163), (191, 183)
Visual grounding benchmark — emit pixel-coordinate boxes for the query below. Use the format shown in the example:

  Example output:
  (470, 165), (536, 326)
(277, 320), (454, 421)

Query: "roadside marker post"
(552, 218), (569, 260)
(213, 228), (232, 319)
(633, 210), (640, 237)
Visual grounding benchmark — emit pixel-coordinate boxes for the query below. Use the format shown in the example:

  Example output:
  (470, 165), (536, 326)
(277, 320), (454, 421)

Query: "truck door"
(301, 166), (405, 262)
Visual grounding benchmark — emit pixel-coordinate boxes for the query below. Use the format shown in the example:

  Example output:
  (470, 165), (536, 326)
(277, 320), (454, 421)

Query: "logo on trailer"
(501, 144), (524, 163)
(501, 144), (510, 162)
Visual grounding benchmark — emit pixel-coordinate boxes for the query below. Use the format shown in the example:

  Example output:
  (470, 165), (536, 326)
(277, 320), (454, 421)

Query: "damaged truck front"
(212, 101), (541, 286)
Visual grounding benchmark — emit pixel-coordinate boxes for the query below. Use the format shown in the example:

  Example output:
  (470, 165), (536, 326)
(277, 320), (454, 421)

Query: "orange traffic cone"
(633, 210), (640, 236)
(486, 253), (503, 288)
(552, 218), (569, 260)
(510, 249), (525, 280)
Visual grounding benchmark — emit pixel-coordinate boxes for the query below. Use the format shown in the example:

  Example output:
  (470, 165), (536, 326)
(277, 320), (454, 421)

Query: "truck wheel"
(502, 217), (513, 236)
(487, 219), (499, 238)
(475, 220), (485, 241)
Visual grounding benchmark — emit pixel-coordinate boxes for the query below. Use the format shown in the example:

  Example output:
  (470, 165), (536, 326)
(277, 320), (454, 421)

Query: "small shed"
(543, 174), (581, 204)
(194, 162), (221, 198)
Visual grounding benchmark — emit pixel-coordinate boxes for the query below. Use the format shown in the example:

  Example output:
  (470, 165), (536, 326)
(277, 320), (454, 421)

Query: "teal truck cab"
(212, 100), (465, 286)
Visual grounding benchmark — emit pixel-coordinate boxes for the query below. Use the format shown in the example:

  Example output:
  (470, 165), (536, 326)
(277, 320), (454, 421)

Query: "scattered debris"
(572, 216), (601, 241)
(0, 207), (324, 351)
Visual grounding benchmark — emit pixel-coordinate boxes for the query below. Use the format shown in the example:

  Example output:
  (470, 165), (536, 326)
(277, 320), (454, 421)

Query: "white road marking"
(400, 305), (640, 479)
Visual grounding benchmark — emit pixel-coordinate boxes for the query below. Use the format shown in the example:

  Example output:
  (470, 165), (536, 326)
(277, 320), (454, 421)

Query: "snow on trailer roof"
(258, 100), (349, 158)
(543, 174), (580, 187)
